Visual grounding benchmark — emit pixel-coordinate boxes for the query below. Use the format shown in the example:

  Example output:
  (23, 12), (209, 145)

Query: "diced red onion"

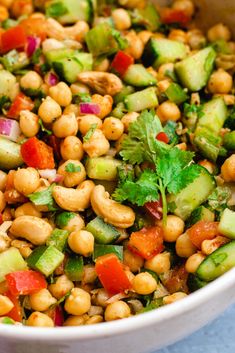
(45, 71), (59, 86)
(26, 36), (40, 57)
(53, 174), (64, 183)
(54, 306), (64, 327)
(80, 102), (100, 115)
(0, 118), (20, 142)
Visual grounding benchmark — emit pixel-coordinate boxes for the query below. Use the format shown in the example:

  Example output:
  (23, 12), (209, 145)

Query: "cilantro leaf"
(83, 123), (97, 142)
(46, 1), (68, 17)
(207, 186), (231, 215)
(31, 48), (42, 65)
(184, 103), (204, 119)
(65, 163), (81, 173)
(120, 110), (169, 164)
(39, 119), (52, 135)
(167, 164), (202, 194)
(113, 169), (159, 206)
(56, 212), (76, 228)
(72, 93), (91, 104)
(28, 184), (57, 211)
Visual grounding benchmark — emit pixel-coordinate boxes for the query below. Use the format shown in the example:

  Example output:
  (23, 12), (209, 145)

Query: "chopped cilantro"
(65, 163), (81, 173)
(28, 184), (57, 211)
(0, 96), (11, 113)
(56, 211), (76, 228)
(72, 93), (91, 104)
(184, 103), (204, 119)
(31, 48), (42, 65)
(46, 1), (68, 17)
(207, 186), (231, 216)
(39, 118), (52, 135)
(83, 123), (98, 142)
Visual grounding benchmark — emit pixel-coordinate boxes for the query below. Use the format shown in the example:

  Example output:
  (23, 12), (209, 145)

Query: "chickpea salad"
(0, 0), (235, 328)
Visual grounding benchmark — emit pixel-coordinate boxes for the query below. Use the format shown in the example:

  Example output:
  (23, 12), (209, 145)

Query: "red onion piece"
(26, 36), (40, 57)
(54, 306), (64, 326)
(45, 71), (59, 86)
(53, 174), (64, 183)
(0, 118), (20, 142)
(80, 102), (100, 115)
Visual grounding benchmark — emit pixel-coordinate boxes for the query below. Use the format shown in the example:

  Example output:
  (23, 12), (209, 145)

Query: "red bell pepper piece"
(5, 270), (47, 296)
(0, 213), (3, 225)
(128, 226), (164, 260)
(1, 26), (27, 54)
(95, 254), (131, 295)
(156, 132), (169, 144)
(187, 221), (219, 249)
(4, 292), (22, 322)
(111, 51), (134, 77)
(144, 200), (163, 220)
(21, 137), (55, 169)
(44, 135), (61, 161)
(7, 93), (34, 119)
(161, 8), (190, 25)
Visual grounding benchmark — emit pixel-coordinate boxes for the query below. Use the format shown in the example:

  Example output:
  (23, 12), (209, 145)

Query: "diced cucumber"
(187, 206), (215, 228)
(187, 274), (207, 292)
(197, 240), (235, 281)
(167, 166), (216, 220)
(124, 87), (158, 112)
(114, 86), (135, 104)
(142, 38), (187, 69)
(46, 228), (69, 252)
(131, 4), (161, 32)
(0, 50), (29, 73)
(0, 248), (27, 282)
(27, 245), (64, 277)
(123, 64), (157, 87)
(93, 244), (123, 261)
(86, 216), (120, 244)
(164, 83), (188, 104)
(53, 57), (83, 83)
(0, 137), (23, 170)
(0, 70), (16, 97)
(86, 157), (122, 181)
(46, 0), (93, 24)
(65, 255), (84, 281)
(175, 47), (216, 91)
(74, 53), (93, 72)
(218, 208), (235, 239)
(193, 133), (220, 162)
(223, 131), (235, 150)
(45, 48), (75, 66)
(111, 102), (126, 119)
(196, 97), (228, 136)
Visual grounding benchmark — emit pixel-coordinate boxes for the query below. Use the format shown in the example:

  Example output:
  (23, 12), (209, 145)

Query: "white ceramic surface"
(1, 1), (235, 352)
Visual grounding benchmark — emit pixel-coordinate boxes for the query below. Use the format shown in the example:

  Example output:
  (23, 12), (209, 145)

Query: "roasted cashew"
(46, 18), (89, 42)
(90, 185), (135, 228)
(53, 180), (95, 212)
(77, 72), (123, 96)
(10, 216), (53, 245)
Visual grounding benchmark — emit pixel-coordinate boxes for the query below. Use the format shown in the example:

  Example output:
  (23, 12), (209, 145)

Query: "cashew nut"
(46, 18), (89, 42)
(10, 216), (53, 245)
(77, 72), (123, 96)
(90, 185), (135, 228)
(52, 180), (95, 212)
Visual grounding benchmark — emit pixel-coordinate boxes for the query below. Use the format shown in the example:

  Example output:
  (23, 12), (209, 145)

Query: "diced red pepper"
(161, 8), (190, 25)
(128, 226), (164, 260)
(187, 221), (219, 249)
(1, 26), (27, 54)
(7, 93), (34, 119)
(44, 135), (61, 162)
(111, 51), (134, 77)
(163, 265), (188, 294)
(4, 292), (22, 322)
(21, 137), (55, 169)
(95, 253), (132, 295)
(156, 132), (169, 144)
(5, 270), (47, 296)
(144, 200), (162, 220)
(0, 214), (3, 225)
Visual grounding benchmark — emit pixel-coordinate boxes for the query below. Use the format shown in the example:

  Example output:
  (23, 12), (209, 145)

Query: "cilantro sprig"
(65, 163), (81, 173)
(28, 183), (58, 211)
(83, 123), (98, 142)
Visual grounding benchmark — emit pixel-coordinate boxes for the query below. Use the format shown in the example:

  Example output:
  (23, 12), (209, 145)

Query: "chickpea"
(63, 213), (85, 232)
(123, 249), (144, 273)
(0, 0), (13, 9)
(0, 191), (6, 213)
(60, 136), (84, 161)
(102, 117), (124, 141)
(19, 111), (39, 137)
(158, 63), (175, 81)
(29, 289), (57, 312)
(221, 154), (235, 182)
(38, 96), (62, 124)
(58, 160), (86, 188)
(63, 104), (80, 116)
(187, 29), (206, 50)
(157, 101), (181, 122)
(85, 315), (103, 325)
(112, 8), (131, 30)
(104, 301), (131, 321)
(49, 82), (72, 107)
(70, 83), (90, 95)
(0, 5), (8, 21)
(63, 314), (88, 326)
(201, 236), (228, 256)
(163, 292), (187, 305)
(125, 31), (144, 60)
(176, 232), (197, 258)
(27, 312), (54, 327)
(0, 171), (7, 191)
(172, 0), (195, 18)
(20, 71), (43, 91)
(10, 239), (32, 258)
(121, 112), (139, 132)
(83, 129), (110, 158)
(132, 272), (157, 295)
(42, 38), (65, 54)
(93, 58), (110, 72)
(156, 215), (184, 242)
(207, 23), (231, 42)
(169, 29), (188, 43)
(11, 0), (33, 17)
(198, 160), (215, 174)
(48, 275), (74, 300)
(91, 94), (113, 119)
(145, 252), (171, 274)
(138, 31), (152, 45)
(15, 202), (42, 218)
(68, 230), (94, 257)
(79, 115), (102, 135)
(52, 113), (78, 138)
(0, 295), (13, 315)
(207, 69), (233, 94)
(83, 264), (97, 284)
(64, 288), (91, 316)
(14, 168), (40, 196)
(185, 253), (205, 273)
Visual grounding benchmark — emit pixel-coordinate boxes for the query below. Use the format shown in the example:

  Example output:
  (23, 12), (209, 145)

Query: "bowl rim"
(1, 266), (235, 341)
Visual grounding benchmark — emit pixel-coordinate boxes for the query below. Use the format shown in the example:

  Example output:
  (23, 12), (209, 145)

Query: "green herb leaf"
(208, 186), (231, 214)
(167, 164), (202, 194)
(65, 163), (81, 173)
(46, 1), (68, 17)
(72, 93), (91, 104)
(56, 211), (76, 228)
(184, 103), (204, 119)
(111, 28), (128, 50)
(83, 123), (98, 142)
(31, 48), (42, 65)
(28, 184), (57, 211)
(1, 317), (15, 325)
(39, 118), (52, 135)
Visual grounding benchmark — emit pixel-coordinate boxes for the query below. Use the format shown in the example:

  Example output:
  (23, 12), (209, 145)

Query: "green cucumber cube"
(86, 217), (120, 244)
(0, 247), (27, 282)
(219, 208), (235, 239)
(65, 255), (84, 281)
